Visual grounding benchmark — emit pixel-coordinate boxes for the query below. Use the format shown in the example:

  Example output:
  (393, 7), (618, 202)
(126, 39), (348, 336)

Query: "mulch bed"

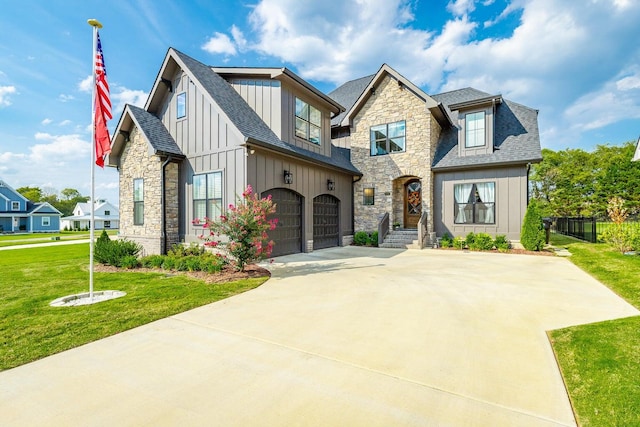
(92, 263), (271, 284)
(437, 247), (555, 256)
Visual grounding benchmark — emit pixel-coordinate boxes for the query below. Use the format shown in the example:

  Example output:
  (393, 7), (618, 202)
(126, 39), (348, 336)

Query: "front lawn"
(548, 236), (640, 426)
(0, 231), (118, 247)
(0, 244), (268, 371)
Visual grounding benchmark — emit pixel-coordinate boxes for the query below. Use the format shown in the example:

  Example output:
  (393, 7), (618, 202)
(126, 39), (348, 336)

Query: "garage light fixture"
(327, 179), (335, 191)
(284, 170), (293, 185)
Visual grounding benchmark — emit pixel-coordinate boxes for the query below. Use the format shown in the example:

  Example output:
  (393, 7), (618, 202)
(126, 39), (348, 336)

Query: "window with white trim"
(133, 179), (144, 225)
(465, 112), (485, 148)
(176, 92), (186, 119)
(295, 98), (321, 145)
(42, 216), (50, 226)
(193, 171), (223, 222)
(370, 121), (406, 156)
(454, 182), (495, 224)
(11, 201), (19, 211)
(104, 220), (111, 229)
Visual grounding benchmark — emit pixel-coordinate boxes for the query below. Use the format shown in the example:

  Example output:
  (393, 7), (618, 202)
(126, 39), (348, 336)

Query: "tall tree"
(16, 186), (43, 202)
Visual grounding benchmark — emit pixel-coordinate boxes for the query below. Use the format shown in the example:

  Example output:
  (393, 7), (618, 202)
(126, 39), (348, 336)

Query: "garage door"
(262, 188), (302, 257)
(313, 194), (339, 250)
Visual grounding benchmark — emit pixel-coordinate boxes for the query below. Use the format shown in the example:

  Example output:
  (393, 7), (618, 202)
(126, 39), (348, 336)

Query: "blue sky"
(1, 0), (639, 206)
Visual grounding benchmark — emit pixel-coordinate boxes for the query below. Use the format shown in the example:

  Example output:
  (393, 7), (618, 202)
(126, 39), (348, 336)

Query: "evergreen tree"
(521, 200), (545, 251)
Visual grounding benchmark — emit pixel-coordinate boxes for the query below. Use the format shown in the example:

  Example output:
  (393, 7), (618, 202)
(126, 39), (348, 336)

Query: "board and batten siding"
(159, 70), (249, 243)
(434, 166), (528, 241)
(247, 150), (354, 248)
(280, 82), (333, 159)
(229, 79), (282, 138)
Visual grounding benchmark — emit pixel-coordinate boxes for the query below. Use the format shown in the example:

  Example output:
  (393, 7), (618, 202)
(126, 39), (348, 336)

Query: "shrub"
(140, 255), (165, 269)
(440, 233), (453, 248)
(168, 243), (205, 257)
(199, 254), (226, 273)
(354, 231), (369, 246)
(370, 231), (379, 247)
(494, 235), (510, 252)
(468, 232), (493, 251)
(520, 201), (545, 251)
(198, 185), (277, 271)
(601, 197), (636, 253)
(94, 231), (142, 267)
(453, 236), (465, 249)
(121, 255), (139, 269)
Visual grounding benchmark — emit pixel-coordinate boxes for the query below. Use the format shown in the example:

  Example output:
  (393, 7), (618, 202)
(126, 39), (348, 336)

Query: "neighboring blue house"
(0, 179), (62, 233)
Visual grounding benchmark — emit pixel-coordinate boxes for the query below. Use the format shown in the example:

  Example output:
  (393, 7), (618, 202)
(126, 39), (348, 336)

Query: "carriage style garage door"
(313, 194), (339, 250)
(262, 188), (302, 257)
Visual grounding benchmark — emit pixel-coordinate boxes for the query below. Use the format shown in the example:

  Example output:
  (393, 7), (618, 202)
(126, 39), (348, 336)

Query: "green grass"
(548, 239), (640, 426)
(0, 230), (118, 247)
(0, 244), (268, 371)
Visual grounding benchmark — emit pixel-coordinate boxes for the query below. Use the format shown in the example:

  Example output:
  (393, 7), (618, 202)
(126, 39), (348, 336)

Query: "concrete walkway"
(0, 247), (637, 426)
(0, 239), (90, 250)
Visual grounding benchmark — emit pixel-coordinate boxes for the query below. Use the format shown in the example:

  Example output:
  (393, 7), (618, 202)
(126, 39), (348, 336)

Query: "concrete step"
(379, 242), (421, 249)
(381, 229), (419, 249)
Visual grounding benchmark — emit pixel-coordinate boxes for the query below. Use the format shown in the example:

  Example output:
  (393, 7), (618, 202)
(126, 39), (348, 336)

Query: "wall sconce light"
(284, 170), (293, 184)
(246, 145), (255, 155)
(370, 86), (376, 96)
(327, 179), (335, 191)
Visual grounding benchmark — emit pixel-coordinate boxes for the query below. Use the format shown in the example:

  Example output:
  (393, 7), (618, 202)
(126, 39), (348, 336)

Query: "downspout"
(526, 162), (531, 205)
(352, 175), (362, 236)
(161, 156), (173, 255)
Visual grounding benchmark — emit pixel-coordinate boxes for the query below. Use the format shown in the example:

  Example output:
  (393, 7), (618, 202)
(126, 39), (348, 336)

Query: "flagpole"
(88, 19), (102, 301)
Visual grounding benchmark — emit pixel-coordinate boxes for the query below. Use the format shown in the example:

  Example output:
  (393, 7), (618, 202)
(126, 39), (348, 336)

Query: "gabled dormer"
(211, 67), (344, 159)
(447, 93), (503, 158)
(0, 179), (29, 213)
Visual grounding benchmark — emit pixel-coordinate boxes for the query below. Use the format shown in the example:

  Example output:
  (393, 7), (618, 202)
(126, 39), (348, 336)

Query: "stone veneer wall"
(164, 162), (180, 251)
(351, 75), (439, 232)
(119, 126), (163, 255)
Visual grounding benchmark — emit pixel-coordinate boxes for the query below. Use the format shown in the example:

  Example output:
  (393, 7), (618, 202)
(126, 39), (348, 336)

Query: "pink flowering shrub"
(198, 185), (277, 271)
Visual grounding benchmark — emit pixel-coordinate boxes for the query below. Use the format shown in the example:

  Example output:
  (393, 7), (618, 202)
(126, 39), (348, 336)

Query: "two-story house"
(330, 64), (542, 244)
(0, 179), (62, 233)
(60, 199), (120, 230)
(108, 48), (361, 256)
(108, 50), (541, 256)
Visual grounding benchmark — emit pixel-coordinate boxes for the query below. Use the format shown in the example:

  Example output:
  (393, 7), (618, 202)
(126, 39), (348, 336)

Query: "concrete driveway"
(0, 247), (637, 426)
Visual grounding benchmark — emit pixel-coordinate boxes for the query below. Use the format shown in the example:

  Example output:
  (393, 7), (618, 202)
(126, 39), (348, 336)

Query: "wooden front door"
(404, 180), (422, 229)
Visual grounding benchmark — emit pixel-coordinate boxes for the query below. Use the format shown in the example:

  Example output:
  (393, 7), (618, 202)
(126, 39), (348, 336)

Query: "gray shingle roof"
(127, 104), (185, 157)
(173, 49), (361, 175)
(328, 74), (374, 126)
(431, 88), (542, 169)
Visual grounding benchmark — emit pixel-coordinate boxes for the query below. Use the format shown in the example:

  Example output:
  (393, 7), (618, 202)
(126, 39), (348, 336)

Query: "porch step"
(379, 229), (420, 249)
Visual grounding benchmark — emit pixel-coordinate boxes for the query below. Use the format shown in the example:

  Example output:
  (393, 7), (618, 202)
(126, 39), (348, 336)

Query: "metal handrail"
(378, 212), (389, 245)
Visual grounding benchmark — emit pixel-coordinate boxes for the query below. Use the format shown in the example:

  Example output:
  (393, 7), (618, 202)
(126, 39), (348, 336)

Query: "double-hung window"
(133, 178), (144, 225)
(370, 121), (406, 156)
(193, 171), (223, 222)
(42, 217), (50, 227)
(465, 112), (485, 148)
(11, 201), (19, 211)
(454, 182), (495, 224)
(295, 98), (321, 145)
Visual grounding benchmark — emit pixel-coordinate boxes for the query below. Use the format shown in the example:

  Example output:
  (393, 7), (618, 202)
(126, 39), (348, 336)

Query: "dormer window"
(465, 111), (485, 148)
(11, 201), (20, 211)
(295, 98), (321, 145)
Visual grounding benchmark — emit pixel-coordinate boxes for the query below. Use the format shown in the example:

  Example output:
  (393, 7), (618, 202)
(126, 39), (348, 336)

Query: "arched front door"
(404, 179), (422, 229)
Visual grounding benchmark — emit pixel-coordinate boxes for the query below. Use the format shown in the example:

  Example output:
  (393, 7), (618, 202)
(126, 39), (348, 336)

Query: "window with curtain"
(454, 182), (495, 224)
(370, 120), (406, 156)
(295, 98), (321, 145)
(193, 171), (223, 222)
(133, 178), (144, 225)
(465, 111), (485, 148)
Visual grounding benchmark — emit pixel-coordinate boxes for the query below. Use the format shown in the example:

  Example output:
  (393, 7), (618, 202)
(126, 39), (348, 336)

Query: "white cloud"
(58, 94), (75, 102)
(30, 133), (90, 163)
(202, 32), (237, 55)
(231, 25), (247, 51)
(616, 74), (640, 91)
(58, 120), (72, 126)
(447, 0), (476, 16)
(112, 87), (148, 113)
(0, 85), (16, 107)
(41, 118), (53, 125)
(78, 75), (93, 93)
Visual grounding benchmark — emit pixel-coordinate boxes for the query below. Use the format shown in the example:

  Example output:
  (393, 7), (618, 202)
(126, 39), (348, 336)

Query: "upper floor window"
(295, 98), (321, 145)
(454, 182), (495, 224)
(133, 178), (144, 225)
(370, 121), (406, 156)
(193, 171), (223, 222)
(11, 201), (20, 211)
(465, 111), (485, 148)
(176, 92), (186, 119)
(104, 210), (110, 216)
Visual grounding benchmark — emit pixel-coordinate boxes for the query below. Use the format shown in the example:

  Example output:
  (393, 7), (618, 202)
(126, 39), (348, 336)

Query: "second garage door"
(313, 194), (339, 250)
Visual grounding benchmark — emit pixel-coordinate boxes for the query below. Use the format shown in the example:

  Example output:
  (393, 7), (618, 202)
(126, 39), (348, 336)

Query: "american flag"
(94, 31), (111, 167)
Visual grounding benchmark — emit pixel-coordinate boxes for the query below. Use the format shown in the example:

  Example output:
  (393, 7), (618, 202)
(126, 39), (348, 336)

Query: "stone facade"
(351, 75), (440, 235)
(118, 126), (164, 255)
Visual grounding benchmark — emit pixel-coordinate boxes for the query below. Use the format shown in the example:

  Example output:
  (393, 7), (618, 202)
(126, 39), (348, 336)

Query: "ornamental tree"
(197, 185), (277, 271)
(520, 200), (545, 251)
